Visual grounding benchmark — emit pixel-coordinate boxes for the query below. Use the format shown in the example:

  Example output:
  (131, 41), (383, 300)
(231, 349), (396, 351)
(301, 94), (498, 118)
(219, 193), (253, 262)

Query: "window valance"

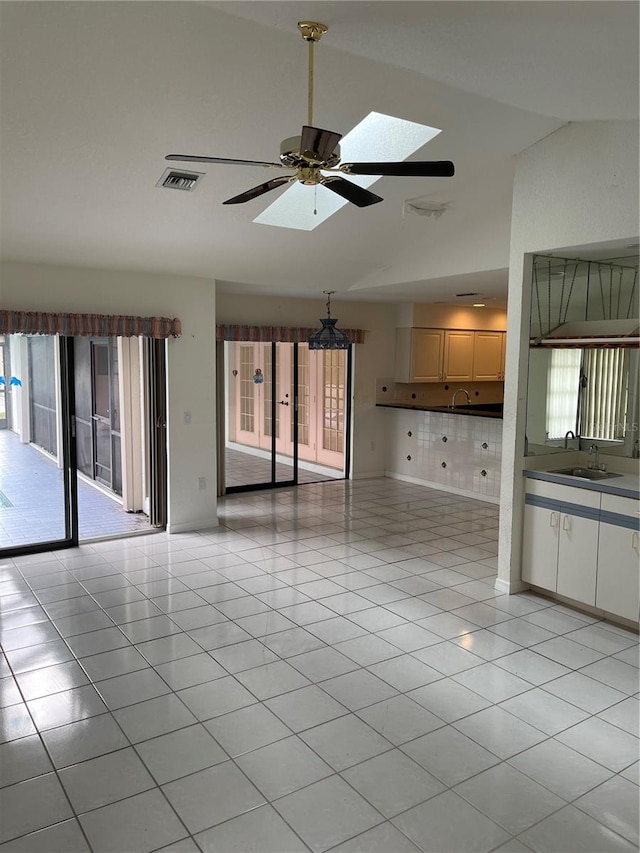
(0, 310), (181, 339)
(216, 324), (365, 344)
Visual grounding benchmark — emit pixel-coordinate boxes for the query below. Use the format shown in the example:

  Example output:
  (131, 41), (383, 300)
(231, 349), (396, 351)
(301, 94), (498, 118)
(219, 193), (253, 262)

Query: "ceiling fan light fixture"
(309, 291), (351, 350)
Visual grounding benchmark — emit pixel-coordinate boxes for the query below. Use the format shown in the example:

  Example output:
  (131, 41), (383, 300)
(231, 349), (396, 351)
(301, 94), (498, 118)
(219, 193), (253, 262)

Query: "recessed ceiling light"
(473, 303), (486, 308)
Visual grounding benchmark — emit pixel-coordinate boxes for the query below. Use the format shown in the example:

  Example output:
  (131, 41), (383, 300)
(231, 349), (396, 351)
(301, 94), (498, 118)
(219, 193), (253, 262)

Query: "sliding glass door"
(0, 334), (76, 552)
(0, 333), (168, 556)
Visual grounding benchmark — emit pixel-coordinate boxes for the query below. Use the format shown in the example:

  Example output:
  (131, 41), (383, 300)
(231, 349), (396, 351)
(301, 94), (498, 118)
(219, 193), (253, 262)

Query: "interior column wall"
(498, 119), (639, 593)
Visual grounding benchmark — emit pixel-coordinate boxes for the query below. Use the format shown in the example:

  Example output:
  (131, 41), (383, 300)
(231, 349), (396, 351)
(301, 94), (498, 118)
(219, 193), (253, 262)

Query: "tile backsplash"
(376, 378), (504, 408)
(383, 406), (502, 502)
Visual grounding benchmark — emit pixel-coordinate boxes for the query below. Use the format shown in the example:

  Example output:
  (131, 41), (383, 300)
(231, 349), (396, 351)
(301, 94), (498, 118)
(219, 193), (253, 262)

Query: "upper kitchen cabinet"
(394, 328), (444, 382)
(395, 327), (507, 383)
(473, 331), (506, 381)
(443, 331), (475, 382)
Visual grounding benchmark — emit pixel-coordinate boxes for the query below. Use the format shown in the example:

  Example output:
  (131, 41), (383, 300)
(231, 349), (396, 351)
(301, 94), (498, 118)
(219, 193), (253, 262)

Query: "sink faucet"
(563, 430), (575, 449)
(588, 443), (600, 470)
(450, 388), (471, 409)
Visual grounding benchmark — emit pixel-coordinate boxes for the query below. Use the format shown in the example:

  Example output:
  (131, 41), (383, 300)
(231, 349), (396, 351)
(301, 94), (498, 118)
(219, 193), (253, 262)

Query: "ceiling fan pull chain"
(314, 183), (317, 216)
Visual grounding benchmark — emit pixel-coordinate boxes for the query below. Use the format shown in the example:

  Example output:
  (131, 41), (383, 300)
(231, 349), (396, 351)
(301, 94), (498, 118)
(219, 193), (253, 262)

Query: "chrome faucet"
(588, 443), (600, 470)
(563, 430), (576, 449)
(450, 388), (471, 409)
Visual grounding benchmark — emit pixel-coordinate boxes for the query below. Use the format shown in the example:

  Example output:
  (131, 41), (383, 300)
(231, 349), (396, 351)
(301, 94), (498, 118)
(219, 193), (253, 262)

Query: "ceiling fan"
(166, 21), (455, 209)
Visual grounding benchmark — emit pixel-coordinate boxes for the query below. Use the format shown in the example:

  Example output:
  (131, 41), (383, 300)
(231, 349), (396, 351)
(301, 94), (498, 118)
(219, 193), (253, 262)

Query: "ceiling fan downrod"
(298, 21), (328, 128)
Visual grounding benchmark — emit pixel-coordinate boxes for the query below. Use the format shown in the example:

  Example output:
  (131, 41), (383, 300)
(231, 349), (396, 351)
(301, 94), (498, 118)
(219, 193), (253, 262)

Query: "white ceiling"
(0, 1), (637, 305)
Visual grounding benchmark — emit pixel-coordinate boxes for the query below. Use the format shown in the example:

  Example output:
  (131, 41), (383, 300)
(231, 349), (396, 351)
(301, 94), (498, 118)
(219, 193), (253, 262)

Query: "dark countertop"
(523, 468), (639, 499)
(376, 402), (503, 419)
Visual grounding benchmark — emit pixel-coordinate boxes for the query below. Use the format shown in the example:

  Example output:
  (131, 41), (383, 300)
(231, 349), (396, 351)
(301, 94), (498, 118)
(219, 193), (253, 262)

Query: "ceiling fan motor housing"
(279, 135), (341, 169)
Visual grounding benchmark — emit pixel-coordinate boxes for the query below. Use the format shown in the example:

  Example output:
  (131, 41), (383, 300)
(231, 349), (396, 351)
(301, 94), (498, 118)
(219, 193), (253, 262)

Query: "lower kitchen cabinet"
(522, 503), (559, 591)
(522, 499), (599, 606)
(556, 511), (599, 605)
(595, 494), (640, 622)
(522, 478), (638, 621)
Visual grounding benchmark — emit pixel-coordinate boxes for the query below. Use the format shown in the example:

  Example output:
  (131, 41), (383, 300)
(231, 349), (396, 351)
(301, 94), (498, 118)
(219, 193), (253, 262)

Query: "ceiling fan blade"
(300, 126), (342, 162)
(321, 177), (383, 208)
(166, 154), (285, 169)
(223, 176), (293, 205)
(341, 161), (455, 177)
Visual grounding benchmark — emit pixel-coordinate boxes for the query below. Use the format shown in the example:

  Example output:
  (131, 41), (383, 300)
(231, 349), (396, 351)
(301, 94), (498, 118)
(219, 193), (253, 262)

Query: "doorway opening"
(221, 340), (351, 492)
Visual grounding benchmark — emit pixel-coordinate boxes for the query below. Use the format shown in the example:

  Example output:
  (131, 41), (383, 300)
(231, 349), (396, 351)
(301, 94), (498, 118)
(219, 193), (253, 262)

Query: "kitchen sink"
(549, 467), (623, 481)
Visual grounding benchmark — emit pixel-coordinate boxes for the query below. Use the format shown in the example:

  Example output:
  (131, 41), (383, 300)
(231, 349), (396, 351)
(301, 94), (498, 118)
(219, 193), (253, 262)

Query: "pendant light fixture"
(308, 291), (350, 350)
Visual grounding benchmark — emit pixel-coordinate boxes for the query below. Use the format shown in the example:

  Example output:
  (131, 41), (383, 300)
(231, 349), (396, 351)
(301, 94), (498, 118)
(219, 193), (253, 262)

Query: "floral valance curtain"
(0, 310), (181, 339)
(216, 324), (365, 344)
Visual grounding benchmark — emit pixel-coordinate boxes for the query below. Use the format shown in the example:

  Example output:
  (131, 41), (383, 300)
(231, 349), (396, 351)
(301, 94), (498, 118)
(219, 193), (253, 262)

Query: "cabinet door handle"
(632, 531), (639, 552)
(562, 514), (570, 531)
(549, 512), (558, 528)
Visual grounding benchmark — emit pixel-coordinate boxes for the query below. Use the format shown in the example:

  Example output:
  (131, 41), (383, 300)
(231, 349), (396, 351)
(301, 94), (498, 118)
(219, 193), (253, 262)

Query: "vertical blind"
(546, 349), (581, 440)
(581, 348), (628, 440)
(546, 348), (630, 441)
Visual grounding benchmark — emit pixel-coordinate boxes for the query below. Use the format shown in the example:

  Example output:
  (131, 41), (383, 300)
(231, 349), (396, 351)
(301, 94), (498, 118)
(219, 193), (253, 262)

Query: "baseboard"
(167, 518), (219, 534)
(494, 577), (529, 595)
(351, 470), (386, 480)
(385, 471), (500, 505)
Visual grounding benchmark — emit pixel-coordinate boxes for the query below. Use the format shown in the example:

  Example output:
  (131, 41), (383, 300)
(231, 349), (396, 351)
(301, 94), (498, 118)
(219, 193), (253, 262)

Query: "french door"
(224, 340), (350, 492)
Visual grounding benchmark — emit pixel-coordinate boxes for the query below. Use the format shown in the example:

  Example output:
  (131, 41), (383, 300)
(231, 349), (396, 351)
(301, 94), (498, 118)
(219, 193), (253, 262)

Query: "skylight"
(253, 112), (441, 231)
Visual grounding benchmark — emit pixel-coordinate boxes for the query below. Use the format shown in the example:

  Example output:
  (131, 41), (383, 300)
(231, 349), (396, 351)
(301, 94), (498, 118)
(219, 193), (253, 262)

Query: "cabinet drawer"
(525, 478), (601, 509)
(600, 492), (639, 518)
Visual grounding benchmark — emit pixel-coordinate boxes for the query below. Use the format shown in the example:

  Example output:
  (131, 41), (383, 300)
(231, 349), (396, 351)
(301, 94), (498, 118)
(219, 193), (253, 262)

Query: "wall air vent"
(156, 168), (204, 191)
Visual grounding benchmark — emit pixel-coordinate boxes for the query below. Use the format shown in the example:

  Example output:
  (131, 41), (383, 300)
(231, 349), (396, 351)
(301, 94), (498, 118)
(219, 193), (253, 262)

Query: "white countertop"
(523, 451), (639, 499)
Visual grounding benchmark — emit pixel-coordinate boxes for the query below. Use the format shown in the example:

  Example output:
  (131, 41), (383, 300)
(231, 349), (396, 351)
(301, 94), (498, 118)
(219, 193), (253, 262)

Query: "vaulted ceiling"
(0, 2), (637, 304)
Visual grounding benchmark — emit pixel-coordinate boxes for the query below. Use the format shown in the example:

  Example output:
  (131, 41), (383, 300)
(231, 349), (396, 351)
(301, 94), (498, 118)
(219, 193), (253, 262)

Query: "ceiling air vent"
(156, 168), (204, 192)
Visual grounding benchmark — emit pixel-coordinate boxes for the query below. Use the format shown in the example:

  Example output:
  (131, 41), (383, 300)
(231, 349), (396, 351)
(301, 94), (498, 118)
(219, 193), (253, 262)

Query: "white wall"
(411, 304), (507, 331)
(350, 182), (514, 294)
(216, 292), (397, 478)
(0, 261), (217, 533)
(498, 120), (640, 593)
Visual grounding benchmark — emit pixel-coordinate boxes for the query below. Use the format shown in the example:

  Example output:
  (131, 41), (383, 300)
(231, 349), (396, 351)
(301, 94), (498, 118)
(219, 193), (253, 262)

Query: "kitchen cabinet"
(395, 328), (507, 383)
(522, 479), (600, 607)
(394, 328), (444, 382)
(556, 509), (599, 605)
(443, 331), (474, 381)
(596, 494), (639, 622)
(473, 331), (505, 381)
(522, 502), (560, 590)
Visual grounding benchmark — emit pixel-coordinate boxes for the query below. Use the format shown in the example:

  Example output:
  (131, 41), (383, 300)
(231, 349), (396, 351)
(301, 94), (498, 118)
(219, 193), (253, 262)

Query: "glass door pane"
(0, 334), (74, 551)
(75, 336), (155, 541)
(225, 341), (272, 489)
(0, 337), (9, 430)
(224, 341), (295, 491)
(273, 342), (294, 485)
(222, 340), (349, 492)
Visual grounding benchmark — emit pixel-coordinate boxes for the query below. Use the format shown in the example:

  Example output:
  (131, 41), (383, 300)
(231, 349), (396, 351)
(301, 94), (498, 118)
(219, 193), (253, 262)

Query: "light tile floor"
(0, 478), (638, 853)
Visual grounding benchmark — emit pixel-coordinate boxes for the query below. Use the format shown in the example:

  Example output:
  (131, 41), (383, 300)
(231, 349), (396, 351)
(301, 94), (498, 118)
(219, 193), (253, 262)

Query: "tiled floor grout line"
(1, 480), (637, 852)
